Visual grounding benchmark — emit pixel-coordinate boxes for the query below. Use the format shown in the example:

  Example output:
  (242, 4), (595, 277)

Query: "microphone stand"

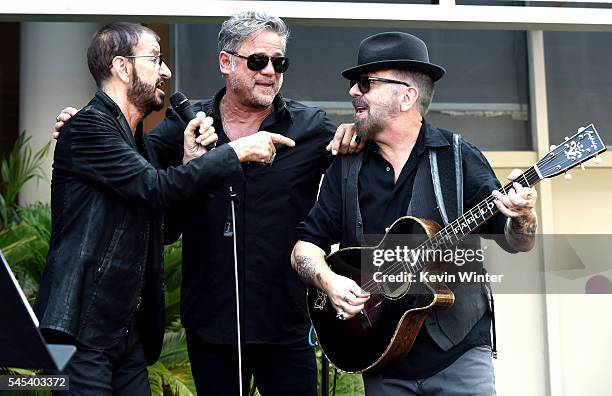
(228, 186), (243, 395)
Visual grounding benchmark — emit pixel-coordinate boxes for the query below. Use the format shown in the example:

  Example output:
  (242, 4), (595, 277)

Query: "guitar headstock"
(537, 124), (606, 179)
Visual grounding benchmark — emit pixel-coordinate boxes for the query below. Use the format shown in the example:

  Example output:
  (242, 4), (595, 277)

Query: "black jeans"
(186, 330), (317, 396)
(45, 326), (151, 396)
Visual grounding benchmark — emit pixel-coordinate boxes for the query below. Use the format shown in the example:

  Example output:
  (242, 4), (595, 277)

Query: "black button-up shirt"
(147, 89), (336, 344)
(298, 121), (509, 378)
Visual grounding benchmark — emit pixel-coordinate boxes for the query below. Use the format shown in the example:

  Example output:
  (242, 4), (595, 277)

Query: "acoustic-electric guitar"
(307, 124), (606, 373)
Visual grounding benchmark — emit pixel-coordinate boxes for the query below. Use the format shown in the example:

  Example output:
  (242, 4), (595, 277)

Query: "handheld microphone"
(169, 92), (216, 151)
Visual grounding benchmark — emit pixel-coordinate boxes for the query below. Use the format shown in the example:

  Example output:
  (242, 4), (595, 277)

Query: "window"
(173, 24), (531, 150)
(545, 31), (612, 148)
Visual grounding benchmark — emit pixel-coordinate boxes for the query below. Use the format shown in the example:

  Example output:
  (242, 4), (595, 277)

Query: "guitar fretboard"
(407, 165), (542, 272)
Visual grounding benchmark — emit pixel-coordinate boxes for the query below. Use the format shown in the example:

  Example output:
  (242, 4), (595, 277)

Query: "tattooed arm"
(492, 169), (539, 253)
(291, 241), (332, 289)
(291, 241), (370, 319)
(504, 213), (538, 252)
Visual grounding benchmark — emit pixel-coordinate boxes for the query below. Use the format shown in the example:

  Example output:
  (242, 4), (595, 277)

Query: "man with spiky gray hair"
(149, 11), (358, 396)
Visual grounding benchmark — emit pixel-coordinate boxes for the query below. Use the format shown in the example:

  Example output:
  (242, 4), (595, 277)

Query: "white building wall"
(19, 22), (99, 205)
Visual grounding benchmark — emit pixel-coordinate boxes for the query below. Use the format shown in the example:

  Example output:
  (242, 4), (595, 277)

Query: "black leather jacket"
(35, 90), (242, 363)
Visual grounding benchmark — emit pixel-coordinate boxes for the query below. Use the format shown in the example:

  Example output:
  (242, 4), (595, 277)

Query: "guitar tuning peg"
(564, 171), (572, 180)
(549, 145), (557, 151)
(593, 155), (603, 165)
(580, 163), (586, 171)
(564, 136), (570, 141)
(578, 127), (585, 133)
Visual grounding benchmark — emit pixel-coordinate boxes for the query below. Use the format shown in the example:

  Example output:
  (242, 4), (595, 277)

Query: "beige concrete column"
(19, 22), (100, 205)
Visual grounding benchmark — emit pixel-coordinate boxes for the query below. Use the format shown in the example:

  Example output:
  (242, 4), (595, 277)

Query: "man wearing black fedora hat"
(293, 32), (538, 395)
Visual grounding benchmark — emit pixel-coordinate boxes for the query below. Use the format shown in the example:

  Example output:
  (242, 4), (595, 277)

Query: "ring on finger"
(56, 115), (61, 123)
(352, 135), (362, 145)
(265, 152), (276, 165)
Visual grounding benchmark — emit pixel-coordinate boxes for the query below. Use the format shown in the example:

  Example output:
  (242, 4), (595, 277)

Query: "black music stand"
(0, 250), (75, 371)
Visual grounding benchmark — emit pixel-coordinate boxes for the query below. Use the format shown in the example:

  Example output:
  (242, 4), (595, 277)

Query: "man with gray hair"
(129, 11), (356, 395)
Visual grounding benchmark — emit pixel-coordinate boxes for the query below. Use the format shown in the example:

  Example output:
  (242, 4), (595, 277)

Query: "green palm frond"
(147, 360), (195, 396)
(147, 365), (164, 395)
(164, 240), (183, 291)
(0, 367), (36, 375)
(164, 319), (185, 334)
(164, 288), (181, 326)
(0, 204), (52, 301)
(148, 259), (197, 396)
(17, 204), (51, 241)
(17, 204), (52, 286)
(163, 240), (183, 325)
(163, 365), (195, 396)
(0, 368), (51, 396)
(159, 328), (190, 368)
(0, 224), (38, 252)
(0, 228), (43, 302)
(0, 132), (51, 228)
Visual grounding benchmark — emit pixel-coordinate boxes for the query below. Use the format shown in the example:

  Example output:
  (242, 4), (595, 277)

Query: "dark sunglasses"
(350, 76), (411, 93)
(227, 52), (290, 73)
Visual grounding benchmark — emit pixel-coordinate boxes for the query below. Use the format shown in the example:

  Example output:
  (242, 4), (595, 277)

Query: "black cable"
(332, 367), (338, 396)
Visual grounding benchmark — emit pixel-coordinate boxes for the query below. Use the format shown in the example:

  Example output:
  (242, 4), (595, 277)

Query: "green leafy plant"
(147, 240), (198, 396)
(147, 321), (196, 396)
(0, 135), (366, 395)
(162, 241), (183, 326)
(0, 132), (51, 229)
(0, 134), (53, 396)
(316, 347), (365, 396)
(0, 204), (51, 303)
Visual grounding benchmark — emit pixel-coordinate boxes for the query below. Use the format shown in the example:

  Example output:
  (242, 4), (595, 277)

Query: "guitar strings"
(362, 169), (538, 289)
(358, 166), (543, 293)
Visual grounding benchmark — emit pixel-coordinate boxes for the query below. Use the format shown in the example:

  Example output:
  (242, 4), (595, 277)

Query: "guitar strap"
(428, 132), (462, 224)
(430, 133), (497, 358)
(341, 150), (367, 247)
(453, 133), (464, 217)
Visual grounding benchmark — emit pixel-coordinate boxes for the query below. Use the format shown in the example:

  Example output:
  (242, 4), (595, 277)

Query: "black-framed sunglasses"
(350, 76), (411, 93)
(227, 52), (290, 73)
(108, 54), (164, 69)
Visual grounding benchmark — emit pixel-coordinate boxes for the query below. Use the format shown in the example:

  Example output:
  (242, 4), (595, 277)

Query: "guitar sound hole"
(377, 261), (411, 300)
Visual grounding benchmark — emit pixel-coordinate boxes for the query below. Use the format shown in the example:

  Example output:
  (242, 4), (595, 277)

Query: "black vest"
(339, 127), (492, 351)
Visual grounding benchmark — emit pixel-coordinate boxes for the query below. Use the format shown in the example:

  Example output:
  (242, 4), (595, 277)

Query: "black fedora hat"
(342, 32), (445, 82)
